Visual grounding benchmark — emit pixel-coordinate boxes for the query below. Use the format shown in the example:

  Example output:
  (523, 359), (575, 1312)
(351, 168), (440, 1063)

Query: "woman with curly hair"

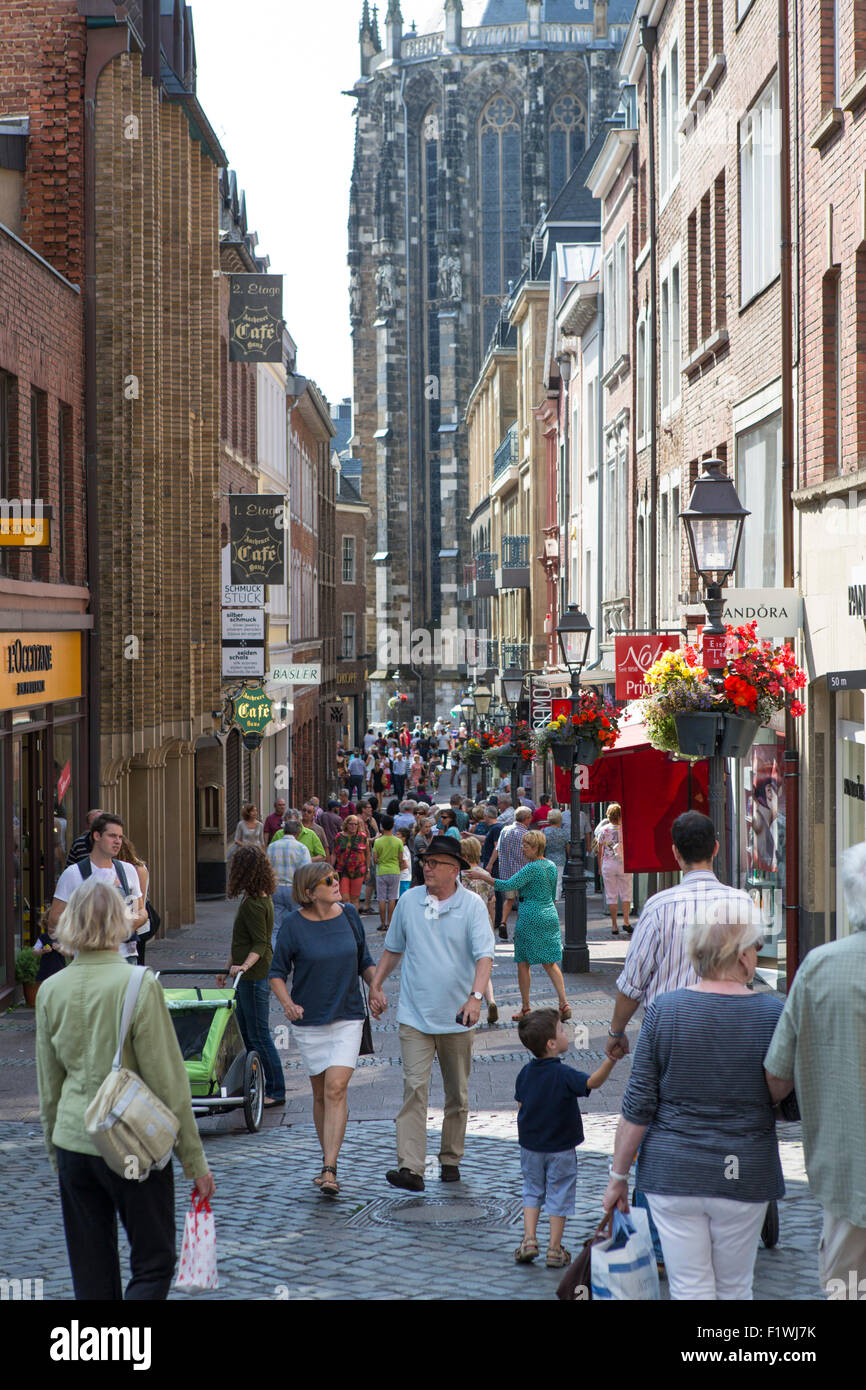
(216, 845), (285, 1109)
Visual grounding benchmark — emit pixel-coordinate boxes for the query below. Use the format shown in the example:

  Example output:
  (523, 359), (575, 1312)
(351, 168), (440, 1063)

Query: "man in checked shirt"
(603, 810), (760, 1264)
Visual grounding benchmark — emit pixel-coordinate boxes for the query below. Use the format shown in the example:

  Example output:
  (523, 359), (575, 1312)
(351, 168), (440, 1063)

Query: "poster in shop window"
(227, 274), (284, 362)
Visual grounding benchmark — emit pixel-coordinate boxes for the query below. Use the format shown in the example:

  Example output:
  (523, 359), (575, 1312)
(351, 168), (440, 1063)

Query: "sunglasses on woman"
(320, 875), (338, 887)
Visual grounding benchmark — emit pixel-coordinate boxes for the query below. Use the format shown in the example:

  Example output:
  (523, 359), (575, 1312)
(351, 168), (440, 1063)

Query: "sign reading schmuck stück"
(228, 274), (283, 362)
(229, 495), (286, 585)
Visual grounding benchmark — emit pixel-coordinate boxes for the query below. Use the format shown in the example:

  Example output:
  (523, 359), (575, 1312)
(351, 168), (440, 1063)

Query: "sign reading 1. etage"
(614, 635), (680, 701)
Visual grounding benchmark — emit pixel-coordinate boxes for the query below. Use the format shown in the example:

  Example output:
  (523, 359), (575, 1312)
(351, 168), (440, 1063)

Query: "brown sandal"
(512, 1006), (531, 1022)
(319, 1164), (339, 1197)
(559, 1002), (572, 1021)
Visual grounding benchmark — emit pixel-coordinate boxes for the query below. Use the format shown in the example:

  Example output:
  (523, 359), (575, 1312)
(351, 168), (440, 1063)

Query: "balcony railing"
(501, 642), (530, 671)
(468, 638), (499, 671)
(493, 423), (518, 479)
(501, 534), (530, 567)
(475, 551), (497, 581)
(463, 560), (476, 585)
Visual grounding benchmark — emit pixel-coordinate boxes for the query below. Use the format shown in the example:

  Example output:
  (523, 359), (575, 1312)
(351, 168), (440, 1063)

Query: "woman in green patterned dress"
(465, 829), (571, 1024)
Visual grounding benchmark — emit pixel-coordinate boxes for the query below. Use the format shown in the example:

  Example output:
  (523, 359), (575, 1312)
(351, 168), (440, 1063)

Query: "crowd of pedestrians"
(31, 711), (866, 1306)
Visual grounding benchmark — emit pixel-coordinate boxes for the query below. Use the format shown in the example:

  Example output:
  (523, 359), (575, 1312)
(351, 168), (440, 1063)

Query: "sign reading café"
(228, 494), (286, 585)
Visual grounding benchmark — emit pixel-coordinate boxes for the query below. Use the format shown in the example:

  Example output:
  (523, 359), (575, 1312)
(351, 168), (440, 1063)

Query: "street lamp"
(499, 664), (525, 808)
(473, 683), (492, 797)
(461, 691), (475, 798)
(556, 604), (593, 974)
(680, 459), (750, 884)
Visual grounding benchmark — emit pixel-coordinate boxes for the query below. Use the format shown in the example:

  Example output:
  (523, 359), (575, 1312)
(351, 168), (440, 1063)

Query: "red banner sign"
(614, 635), (680, 701)
(56, 760), (71, 805)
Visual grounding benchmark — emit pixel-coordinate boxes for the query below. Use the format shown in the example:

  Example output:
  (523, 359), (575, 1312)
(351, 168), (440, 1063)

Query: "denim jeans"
(271, 886), (295, 949)
(234, 977), (285, 1101)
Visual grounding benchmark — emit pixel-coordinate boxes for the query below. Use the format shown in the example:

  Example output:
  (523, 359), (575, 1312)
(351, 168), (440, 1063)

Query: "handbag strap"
(113, 965), (147, 1071)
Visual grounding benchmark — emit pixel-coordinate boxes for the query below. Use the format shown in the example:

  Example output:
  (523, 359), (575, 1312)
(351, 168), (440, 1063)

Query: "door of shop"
(11, 724), (50, 951)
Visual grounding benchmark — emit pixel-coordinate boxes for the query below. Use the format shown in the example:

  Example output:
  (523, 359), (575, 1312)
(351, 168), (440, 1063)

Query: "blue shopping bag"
(590, 1207), (660, 1301)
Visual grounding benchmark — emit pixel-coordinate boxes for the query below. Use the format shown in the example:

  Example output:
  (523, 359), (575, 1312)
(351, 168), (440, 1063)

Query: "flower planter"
(23, 981), (39, 1007)
(464, 755), (482, 771)
(549, 739), (574, 769)
(673, 712), (720, 758)
(575, 738), (600, 767)
(717, 713), (761, 759)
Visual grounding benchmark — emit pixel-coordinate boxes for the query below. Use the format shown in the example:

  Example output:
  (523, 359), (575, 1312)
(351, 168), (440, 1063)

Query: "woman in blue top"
(269, 861), (375, 1197)
(439, 808), (462, 841)
(466, 829), (571, 1024)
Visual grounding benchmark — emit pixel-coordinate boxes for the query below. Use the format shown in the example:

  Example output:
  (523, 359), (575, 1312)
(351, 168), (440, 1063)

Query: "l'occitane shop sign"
(0, 631), (82, 710)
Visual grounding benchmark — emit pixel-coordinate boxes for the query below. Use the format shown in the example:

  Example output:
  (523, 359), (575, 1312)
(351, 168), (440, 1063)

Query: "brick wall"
(0, 228), (86, 588)
(0, 0), (86, 287)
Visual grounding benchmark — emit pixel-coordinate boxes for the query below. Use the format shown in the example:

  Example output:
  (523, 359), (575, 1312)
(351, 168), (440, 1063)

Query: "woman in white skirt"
(596, 803), (633, 937)
(268, 861), (375, 1197)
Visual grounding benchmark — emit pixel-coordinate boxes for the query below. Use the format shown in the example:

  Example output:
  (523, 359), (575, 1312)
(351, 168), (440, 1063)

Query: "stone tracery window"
(479, 94), (522, 350)
(549, 93), (587, 201)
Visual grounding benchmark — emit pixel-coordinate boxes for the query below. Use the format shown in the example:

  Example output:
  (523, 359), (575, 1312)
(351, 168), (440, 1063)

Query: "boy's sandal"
(512, 1006), (532, 1022)
(514, 1238), (539, 1264)
(546, 1246), (572, 1268)
(319, 1165), (340, 1197)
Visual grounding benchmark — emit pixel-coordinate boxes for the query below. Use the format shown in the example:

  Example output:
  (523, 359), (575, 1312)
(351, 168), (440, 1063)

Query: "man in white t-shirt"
(49, 813), (147, 959)
(363, 728), (378, 753)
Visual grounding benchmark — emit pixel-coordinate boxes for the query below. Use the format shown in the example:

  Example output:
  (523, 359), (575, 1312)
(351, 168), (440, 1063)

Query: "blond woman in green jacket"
(36, 877), (214, 1301)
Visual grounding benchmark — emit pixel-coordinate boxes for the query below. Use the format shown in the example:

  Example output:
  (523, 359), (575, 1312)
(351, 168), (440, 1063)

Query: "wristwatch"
(471, 990), (483, 1002)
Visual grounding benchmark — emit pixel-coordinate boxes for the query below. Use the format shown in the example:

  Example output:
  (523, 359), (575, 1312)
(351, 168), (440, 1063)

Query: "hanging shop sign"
(222, 645), (265, 679)
(849, 567), (866, 620)
(702, 632), (728, 671)
(614, 635), (681, 701)
(221, 608), (264, 641)
(268, 663), (321, 685)
(0, 631), (82, 710)
(232, 684), (273, 733)
(328, 702), (345, 723)
(227, 274), (284, 363)
(720, 588), (802, 637)
(222, 582), (264, 607)
(228, 495), (286, 585)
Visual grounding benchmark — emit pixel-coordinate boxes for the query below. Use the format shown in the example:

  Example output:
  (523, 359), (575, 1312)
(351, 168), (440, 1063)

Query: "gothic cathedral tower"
(348, 0), (633, 720)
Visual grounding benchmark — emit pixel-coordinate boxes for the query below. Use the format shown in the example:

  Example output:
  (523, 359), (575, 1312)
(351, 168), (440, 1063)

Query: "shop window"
(198, 784), (221, 834)
(735, 411), (783, 586)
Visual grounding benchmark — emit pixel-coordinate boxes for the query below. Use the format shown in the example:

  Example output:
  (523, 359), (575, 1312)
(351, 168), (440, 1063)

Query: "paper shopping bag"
(175, 1190), (219, 1291)
(591, 1207), (660, 1301)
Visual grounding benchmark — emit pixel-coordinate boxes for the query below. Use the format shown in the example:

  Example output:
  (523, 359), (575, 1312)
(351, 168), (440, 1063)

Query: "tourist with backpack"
(48, 813), (148, 962)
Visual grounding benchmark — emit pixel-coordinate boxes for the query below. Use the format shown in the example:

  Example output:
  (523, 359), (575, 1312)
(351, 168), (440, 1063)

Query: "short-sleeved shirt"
(763, 932), (866, 1227)
(374, 833), (403, 876)
(267, 835), (311, 887)
(514, 1057), (591, 1152)
(297, 825), (327, 859)
(384, 883), (495, 1034)
(268, 905), (374, 1026)
(55, 859), (142, 911)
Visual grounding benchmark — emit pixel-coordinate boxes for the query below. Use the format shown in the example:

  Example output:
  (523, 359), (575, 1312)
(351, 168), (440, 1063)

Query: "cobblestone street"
(0, 855), (823, 1302)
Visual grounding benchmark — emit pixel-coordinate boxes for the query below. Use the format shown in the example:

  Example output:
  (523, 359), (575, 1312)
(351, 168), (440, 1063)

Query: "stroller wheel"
(243, 1050), (264, 1132)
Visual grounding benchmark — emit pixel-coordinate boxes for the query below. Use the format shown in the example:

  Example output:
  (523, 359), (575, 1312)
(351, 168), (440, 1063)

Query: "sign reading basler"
(228, 495), (286, 585)
(614, 635), (681, 702)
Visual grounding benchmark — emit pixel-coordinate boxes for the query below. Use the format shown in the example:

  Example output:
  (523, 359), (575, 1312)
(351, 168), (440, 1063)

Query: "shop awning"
(553, 722), (709, 873)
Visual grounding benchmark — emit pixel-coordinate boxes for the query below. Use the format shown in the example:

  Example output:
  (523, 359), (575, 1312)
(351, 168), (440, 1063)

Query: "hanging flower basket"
(673, 712), (720, 759)
(575, 737), (600, 766)
(717, 713), (761, 760)
(549, 739), (574, 769)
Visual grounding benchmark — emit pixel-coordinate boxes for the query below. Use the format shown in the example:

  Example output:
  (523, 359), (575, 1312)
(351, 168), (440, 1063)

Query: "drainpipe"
(779, 0), (800, 985)
(584, 289), (605, 673)
(640, 16), (658, 633)
(399, 65), (425, 715)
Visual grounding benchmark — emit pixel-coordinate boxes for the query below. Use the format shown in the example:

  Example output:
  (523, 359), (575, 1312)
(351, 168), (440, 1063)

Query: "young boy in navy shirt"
(514, 1008), (617, 1268)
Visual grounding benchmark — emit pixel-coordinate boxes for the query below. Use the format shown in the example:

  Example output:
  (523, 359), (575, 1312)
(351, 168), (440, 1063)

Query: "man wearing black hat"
(369, 835), (495, 1191)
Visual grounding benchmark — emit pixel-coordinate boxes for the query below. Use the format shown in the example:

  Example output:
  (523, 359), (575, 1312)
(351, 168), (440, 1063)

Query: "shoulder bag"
(84, 966), (180, 1180)
(345, 905), (375, 1056)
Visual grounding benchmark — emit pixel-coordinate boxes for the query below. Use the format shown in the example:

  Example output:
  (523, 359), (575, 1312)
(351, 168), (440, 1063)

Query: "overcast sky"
(192, 0), (366, 407)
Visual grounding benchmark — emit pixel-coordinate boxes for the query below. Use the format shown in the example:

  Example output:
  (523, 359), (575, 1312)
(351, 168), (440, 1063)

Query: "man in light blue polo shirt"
(370, 835), (494, 1191)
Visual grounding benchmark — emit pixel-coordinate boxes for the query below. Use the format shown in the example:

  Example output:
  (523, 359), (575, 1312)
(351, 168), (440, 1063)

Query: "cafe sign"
(0, 630), (82, 710)
(228, 495), (286, 585)
(232, 684), (273, 733)
(227, 274), (284, 363)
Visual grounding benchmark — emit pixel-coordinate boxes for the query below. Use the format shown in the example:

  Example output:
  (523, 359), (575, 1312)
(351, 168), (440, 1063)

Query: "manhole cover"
(345, 1195), (518, 1229)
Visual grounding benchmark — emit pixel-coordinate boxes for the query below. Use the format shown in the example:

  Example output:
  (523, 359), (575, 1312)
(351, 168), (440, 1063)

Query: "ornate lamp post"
(500, 664), (525, 807)
(680, 459), (750, 884)
(473, 682), (492, 799)
(556, 604), (593, 973)
(461, 691), (475, 798)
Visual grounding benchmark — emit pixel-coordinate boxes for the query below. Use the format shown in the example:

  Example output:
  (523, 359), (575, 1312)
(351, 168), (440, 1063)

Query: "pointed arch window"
(549, 93), (587, 201)
(479, 94), (522, 349)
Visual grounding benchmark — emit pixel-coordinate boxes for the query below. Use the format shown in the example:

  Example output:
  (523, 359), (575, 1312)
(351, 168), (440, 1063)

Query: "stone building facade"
(348, 0), (633, 721)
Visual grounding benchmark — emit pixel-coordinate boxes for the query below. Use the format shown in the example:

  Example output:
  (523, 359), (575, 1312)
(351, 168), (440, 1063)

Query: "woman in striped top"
(602, 905), (784, 1301)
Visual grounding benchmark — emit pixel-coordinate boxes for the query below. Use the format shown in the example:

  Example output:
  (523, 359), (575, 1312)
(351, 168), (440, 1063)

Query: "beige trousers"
(396, 1023), (474, 1175)
(819, 1209), (866, 1297)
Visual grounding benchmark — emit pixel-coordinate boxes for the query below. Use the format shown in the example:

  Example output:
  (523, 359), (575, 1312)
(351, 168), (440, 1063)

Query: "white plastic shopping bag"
(175, 1190), (219, 1291)
(591, 1207), (660, 1301)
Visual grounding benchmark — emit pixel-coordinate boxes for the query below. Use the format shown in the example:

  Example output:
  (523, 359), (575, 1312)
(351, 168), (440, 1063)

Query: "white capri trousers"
(647, 1193), (768, 1300)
